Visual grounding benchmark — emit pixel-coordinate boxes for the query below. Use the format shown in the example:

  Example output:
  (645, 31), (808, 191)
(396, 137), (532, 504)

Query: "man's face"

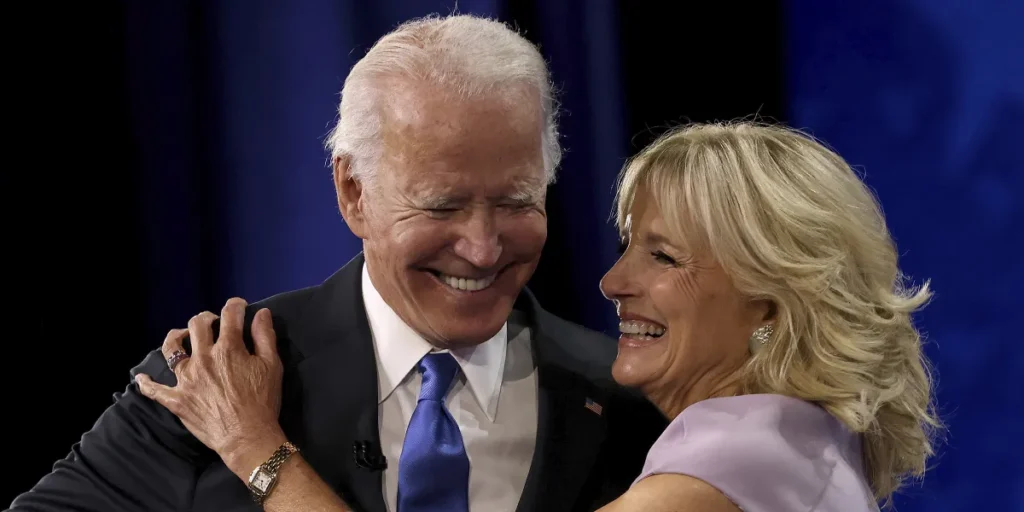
(337, 81), (548, 349)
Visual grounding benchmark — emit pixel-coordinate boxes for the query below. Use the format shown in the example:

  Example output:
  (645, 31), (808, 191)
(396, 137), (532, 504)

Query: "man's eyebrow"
(505, 177), (546, 202)
(416, 194), (462, 209)
(411, 176), (545, 208)
(505, 186), (543, 203)
(419, 192), (539, 208)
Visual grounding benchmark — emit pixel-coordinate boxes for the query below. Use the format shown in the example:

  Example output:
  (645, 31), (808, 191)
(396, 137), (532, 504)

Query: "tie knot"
(417, 353), (460, 402)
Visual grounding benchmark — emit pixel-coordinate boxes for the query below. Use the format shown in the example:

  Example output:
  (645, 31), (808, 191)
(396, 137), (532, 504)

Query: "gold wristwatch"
(248, 441), (299, 505)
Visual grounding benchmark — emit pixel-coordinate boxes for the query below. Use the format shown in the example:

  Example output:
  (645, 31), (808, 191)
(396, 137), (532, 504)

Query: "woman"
(591, 122), (941, 511)
(137, 121), (941, 511)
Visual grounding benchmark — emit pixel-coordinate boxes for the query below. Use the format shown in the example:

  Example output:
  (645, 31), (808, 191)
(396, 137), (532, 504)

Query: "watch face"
(252, 468), (274, 493)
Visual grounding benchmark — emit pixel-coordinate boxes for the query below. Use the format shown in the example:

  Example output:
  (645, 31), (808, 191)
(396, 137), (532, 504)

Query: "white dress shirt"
(361, 264), (538, 512)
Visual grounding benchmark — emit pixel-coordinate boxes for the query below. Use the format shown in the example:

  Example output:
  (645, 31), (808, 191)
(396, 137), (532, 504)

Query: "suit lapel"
(276, 254), (388, 512)
(516, 299), (610, 512)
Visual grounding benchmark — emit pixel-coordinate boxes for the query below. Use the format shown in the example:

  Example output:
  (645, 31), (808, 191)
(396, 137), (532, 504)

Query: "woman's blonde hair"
(615, 121), (942, 507)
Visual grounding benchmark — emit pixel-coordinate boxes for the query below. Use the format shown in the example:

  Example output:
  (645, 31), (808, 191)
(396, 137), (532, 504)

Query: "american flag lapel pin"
(584, 397), (603, 416)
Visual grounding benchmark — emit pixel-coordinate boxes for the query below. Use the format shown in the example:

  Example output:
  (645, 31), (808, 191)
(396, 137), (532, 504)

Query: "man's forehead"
(403, 168), (546, 195)
(379, 121), (546, 192)
(380, 81), (543, 154)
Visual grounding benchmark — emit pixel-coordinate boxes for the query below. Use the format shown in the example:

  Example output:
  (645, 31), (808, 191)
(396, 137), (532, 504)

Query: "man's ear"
(334, 155), (369, 239)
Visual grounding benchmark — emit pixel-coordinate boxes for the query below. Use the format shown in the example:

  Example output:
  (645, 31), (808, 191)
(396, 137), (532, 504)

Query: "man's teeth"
(441, 273), (497, 292)
(619, 320), (666, 337)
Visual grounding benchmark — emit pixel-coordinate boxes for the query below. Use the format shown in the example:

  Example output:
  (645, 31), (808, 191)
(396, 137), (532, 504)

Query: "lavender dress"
(633, 394), (880, 512)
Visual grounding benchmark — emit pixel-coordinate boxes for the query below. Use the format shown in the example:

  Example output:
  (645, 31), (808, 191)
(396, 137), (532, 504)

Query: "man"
(11, 14), (665, 512)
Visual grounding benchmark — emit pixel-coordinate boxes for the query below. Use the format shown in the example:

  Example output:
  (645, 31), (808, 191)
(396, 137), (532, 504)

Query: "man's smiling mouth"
(425, 268), (506, 292)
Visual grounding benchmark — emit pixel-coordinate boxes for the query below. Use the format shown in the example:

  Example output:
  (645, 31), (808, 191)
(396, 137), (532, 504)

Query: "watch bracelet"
(264, 441), (299, 473)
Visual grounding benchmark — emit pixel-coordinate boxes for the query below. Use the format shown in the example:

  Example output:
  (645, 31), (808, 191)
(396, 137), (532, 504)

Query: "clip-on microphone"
(353, 440), (388, 471)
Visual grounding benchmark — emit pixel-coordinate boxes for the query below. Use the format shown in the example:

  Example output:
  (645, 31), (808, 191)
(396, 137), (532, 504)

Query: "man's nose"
(453, 212), (503, 269)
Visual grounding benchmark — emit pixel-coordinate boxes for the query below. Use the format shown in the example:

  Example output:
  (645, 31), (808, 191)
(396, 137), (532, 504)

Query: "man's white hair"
(324, 14), (561, 184)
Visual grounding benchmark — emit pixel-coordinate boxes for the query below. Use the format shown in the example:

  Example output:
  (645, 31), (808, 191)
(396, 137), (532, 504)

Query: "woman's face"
(600, 189), (770, 417)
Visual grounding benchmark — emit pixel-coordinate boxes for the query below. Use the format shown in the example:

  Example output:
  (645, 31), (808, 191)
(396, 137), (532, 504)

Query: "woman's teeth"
(619, 320), (666, 338)
(441, 273), (497, 292)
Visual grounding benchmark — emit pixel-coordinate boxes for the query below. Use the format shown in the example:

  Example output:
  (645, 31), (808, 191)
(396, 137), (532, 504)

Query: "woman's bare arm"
(596, 474), (740, 512)
(220, 434), (352, 512)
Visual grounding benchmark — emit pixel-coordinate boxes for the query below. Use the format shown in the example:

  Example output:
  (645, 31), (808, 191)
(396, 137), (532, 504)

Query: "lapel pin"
(584, 397), (603, 416)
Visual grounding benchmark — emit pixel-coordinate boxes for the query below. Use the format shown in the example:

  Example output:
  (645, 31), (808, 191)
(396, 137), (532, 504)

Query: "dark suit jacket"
(10, 254), (666, 512)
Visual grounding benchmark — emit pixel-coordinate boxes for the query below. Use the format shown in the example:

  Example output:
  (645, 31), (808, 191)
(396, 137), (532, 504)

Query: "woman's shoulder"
(635, 394), (878, 511)
(640, 394), (845, 475)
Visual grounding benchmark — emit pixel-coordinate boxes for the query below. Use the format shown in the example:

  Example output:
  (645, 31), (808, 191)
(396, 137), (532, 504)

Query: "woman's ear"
(334, 155), (369, 239)
(761, 300), (778, 322)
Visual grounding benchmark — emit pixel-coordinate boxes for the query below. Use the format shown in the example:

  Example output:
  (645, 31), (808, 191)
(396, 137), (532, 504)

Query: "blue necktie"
(397, 353), (470, 512)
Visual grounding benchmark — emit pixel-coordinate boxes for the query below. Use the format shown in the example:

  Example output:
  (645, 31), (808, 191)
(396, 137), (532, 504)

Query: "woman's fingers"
(135, 373), (189, 418)
(160, 328), (190, 372)
(252, 308), (279, 363)
(218, 298), (247, 352)
(137, 299), (286, 462)
(188, 311), (218, 355)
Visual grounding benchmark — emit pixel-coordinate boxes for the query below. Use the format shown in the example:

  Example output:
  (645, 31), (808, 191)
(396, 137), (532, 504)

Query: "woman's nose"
(600, 256), (632, 301)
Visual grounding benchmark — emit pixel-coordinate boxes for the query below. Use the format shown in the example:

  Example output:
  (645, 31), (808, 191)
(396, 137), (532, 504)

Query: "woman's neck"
(648, 369), (745, 420)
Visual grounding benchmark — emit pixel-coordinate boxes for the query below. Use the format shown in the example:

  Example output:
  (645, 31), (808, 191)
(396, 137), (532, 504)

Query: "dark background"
(7, 0), (1021, 509)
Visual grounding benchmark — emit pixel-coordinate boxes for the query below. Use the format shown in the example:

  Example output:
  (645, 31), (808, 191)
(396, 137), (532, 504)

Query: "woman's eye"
(652, 251), (677, 265)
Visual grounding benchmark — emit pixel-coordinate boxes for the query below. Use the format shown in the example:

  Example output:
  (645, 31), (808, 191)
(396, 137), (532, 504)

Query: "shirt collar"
(362, 263), (507, 420)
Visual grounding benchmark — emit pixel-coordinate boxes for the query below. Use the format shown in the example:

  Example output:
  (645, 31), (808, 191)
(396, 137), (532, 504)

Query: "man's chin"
(407, 269), (523, 346)
(428, 323), (508, 349)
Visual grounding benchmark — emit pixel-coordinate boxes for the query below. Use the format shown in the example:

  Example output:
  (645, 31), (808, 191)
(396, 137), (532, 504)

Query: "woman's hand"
(135, 297), (287, 479)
